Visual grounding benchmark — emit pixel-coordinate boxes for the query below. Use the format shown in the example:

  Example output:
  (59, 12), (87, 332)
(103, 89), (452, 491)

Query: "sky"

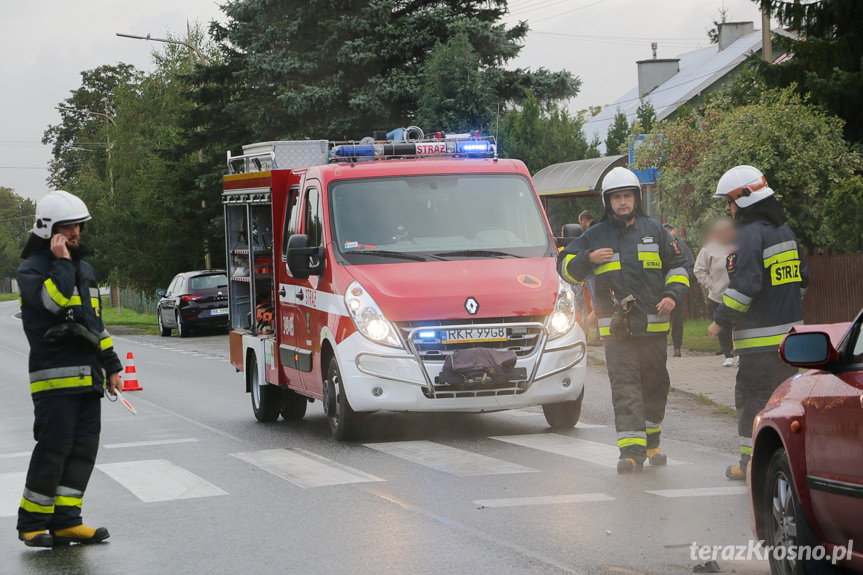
(0, 0), (767, 202)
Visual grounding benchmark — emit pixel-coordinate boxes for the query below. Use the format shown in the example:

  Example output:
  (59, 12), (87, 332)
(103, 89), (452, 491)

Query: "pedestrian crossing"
(0, 430), (748, 518)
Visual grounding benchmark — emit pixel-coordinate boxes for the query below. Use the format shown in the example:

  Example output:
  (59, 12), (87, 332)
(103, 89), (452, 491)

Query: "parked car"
(156, 270), (229, 337)
(748, 311), (863, 575)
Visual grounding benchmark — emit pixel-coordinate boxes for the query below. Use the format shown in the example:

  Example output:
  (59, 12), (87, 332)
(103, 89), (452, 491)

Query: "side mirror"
(779, 332), (841, 369)
(286, 234), (325, 280)
(156, 289), (166, 298)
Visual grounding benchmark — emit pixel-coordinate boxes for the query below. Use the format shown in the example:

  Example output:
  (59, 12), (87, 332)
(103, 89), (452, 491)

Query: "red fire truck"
(222, 132), (586, 440)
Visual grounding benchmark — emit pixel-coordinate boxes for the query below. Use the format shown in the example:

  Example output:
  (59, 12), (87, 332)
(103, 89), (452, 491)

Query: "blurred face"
(608, 189), (636, 220)
(55, 223), (81, 248)
(665, 226), (678, 238)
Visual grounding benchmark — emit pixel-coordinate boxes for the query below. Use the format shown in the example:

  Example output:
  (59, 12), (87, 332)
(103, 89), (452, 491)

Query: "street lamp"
(55, 106), (116, 195)
(116, 32), (209, 65)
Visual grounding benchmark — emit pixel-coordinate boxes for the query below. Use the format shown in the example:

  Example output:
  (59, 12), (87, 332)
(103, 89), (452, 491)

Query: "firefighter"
(708, 166), (808, 480)
(560, 167), (689, 473)
(16, 190), (123, 547)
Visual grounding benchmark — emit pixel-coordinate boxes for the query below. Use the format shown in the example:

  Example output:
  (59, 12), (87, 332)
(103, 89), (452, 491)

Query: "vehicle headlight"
(345, 281), (402, 348)
(547, 278), (576, 339)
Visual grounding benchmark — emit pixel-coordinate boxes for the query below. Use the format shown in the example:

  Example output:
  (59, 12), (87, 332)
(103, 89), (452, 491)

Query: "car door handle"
(296, 290), (304, 301)
(278, 288), (286, 297)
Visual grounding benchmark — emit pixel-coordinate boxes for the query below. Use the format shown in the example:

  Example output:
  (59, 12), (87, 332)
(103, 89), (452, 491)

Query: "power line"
(0, 166), (50, 170)
(530, 0), (613, 23)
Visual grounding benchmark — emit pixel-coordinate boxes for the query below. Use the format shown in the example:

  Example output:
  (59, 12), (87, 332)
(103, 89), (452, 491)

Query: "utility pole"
(762, 8), (773, 62)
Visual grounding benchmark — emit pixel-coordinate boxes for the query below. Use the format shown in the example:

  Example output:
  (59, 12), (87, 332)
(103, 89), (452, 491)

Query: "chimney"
(718, 21), (755, 50)
(636, 58), (679, 98)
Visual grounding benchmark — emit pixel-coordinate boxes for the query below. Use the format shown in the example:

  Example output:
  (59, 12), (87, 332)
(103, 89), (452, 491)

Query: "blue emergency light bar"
(330, 133), (496, 161)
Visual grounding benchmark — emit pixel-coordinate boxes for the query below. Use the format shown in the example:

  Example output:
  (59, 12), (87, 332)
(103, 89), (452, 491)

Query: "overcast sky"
(0, 0), (766, 201)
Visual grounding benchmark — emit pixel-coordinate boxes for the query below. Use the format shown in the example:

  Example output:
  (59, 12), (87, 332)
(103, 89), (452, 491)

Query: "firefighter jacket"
(713, 220), (808, 355)
(559, 215), (690, 337)
(18, 242), (123, 397)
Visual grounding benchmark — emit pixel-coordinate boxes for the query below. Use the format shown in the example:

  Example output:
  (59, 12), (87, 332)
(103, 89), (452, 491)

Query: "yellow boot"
(18, 530), (53, 548)
(647, 448), (667, 466)
(52, 524), (110, 545)
(616, 458), (644, 474)
(726, 465), (746, 481)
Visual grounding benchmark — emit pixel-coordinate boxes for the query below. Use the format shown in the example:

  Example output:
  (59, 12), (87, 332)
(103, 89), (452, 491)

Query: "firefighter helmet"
(33, 190), (91, 239)
(600, 167), (642, 208)
(714, 165), (775, 208)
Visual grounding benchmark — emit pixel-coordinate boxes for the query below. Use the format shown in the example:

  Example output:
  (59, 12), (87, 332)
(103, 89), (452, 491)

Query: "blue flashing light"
(332, 145), (376, 158)
(418, 330), (437, 339)
(457, 141), (492, 154)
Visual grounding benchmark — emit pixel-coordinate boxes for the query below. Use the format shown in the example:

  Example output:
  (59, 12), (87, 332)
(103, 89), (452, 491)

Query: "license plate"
(442, 327), (507, 344)
(210, 308), (228, 316)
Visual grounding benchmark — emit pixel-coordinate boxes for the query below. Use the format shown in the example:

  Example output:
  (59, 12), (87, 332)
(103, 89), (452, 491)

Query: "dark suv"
(156, 270), (229, 337)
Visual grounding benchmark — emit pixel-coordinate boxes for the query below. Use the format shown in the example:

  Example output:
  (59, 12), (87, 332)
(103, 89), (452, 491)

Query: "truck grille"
(395, 316), (545, 361)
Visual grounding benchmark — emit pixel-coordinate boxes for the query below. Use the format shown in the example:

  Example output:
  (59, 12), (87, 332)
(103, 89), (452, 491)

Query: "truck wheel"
(158, 313), (171, 337)
(281, 389), (308, 421)
(249, 352), (282, 422)
(324, 357), (363, 441)
(761, 448), (826, 575)
(176, 312), (189, 338)
(542, 387), (584, 430)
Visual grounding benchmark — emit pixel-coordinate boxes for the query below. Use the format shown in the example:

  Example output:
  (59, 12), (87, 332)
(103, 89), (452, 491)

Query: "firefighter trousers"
(735, 352), (797, 465)
(18, 392), (101, 533)
(603, 334), (670, 461)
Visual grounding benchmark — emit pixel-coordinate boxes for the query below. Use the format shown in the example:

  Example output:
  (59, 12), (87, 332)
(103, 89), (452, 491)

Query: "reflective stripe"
(618, 437), (647, 448)
(55, 496), (83, 508)
(40, 286), (64, 314)
(594, 254), (621, 275)
(646, 421), (662, 434)
(30, 375), (94, 394)
(30, 366), (91, 383)
(740, 445), (753, 456)
(734, 334), (786, 350)
(724, 289), (752, 306)
(739, 436), (753, 447)
(598, 317), (612, 337)
(723, 294), (750, 313)
(89, 287), (100, 297)
(734, 322), (801, 340)
(43, 280), (82, 309)
(762, 241), (797, 261)
(664, 267), (690, 287)
(646, 314), (670, 333)
(763, 249), (798, 268)
(56, 485), (84, 497)
(100, 336), (114, 351)
(637, 243), (659, 253)
(562, 254), (579, 284)
(638, 252), (662, 269)
(20, 498), (54, 515)
(23, 489), (55, 507)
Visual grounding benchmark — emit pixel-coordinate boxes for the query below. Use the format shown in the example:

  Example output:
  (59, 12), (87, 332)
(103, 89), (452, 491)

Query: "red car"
(749, 312), (863, 574)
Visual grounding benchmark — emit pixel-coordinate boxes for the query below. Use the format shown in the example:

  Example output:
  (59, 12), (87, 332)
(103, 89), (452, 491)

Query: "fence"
(0, 278), (16, 293)
(801, 251), (863, 324)
(110, 287), (159, 315)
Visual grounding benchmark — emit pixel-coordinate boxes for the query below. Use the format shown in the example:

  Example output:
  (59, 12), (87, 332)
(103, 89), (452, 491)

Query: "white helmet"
(714, 165), (775, 208)
(600, 167), (641, 208)
(33, 190), (91, 239)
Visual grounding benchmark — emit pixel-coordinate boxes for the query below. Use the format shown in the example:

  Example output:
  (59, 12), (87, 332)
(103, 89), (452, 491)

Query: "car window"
(852, 325), (863, 363)
(304, 187), (322, 266)
(281, 186), (300, 261)
(190, 274), (228, 291)
(167, 276), (179, 295)
(177, 277), (187, 294)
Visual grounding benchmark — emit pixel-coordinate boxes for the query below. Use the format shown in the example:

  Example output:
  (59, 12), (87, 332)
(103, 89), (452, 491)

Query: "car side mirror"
(286, 234), (325, 280)
(779, 332), (841, 369)
(156, 289), (166, 297)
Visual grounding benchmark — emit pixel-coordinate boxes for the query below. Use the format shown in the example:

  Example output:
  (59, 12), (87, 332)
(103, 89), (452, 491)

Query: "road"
(0, 299), (769, 575)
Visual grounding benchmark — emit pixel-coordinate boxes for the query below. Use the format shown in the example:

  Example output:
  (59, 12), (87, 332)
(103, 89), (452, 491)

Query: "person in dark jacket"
(707, 166), (808, 480)
(16, 190), (122, 547)
(662, 223), (695, 357)
(560, 168), (689, 473)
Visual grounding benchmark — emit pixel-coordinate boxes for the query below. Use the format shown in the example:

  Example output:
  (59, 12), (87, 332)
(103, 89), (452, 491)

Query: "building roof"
(583, 30), (764, 154)
(533, 154), (628, 197)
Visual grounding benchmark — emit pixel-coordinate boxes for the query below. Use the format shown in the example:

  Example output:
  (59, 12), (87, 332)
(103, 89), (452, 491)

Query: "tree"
(750, 0), (863, 143)
(706, 7), (730, 44)
(823, 176), (863, 253)
(634, 99), (656, 133)
(633, 87), (861, 250)
(605, 109), (629, 156)
(0, 187), (36, 278)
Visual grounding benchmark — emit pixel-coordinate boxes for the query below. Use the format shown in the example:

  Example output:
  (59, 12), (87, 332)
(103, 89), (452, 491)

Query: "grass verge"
(682, 317), (722, 353)
(0, 293), (19, 302)
(101, 306), (158, 335)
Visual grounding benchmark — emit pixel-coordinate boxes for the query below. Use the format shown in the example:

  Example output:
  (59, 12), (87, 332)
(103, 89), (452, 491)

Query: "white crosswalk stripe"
(646, 486), (748, 498)
(474, 493), (615, 508)
(232, 449), (384, 488)
(0, 472), (26, 517)
(364, 440), (538, 476)
(104, 438), (199, 449)
(97, 459), (228, 502)
(491, 433), (686, 468)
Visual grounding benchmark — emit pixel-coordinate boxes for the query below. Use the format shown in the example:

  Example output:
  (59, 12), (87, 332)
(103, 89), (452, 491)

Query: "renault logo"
(464, 297), (479, 315)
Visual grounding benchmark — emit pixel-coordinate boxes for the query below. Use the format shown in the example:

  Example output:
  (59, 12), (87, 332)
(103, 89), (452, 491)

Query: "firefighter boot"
(647, 448), (667, 466)
(52, 525), (110, 545)
(616, 458), (644, 474)
(725, 465), (746, 481)
(19, 530), (53, 548)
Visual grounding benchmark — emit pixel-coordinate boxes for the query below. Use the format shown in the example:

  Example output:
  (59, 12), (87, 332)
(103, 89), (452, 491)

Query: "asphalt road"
(0, 300), (770, 575)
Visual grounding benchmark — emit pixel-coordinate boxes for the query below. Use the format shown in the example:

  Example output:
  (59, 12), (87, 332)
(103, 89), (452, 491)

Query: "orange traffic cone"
(122, 351), (143, 391)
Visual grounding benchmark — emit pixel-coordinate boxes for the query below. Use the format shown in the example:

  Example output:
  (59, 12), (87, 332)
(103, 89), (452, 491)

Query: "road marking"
(0, 451), (31, 459)
(232, 449), (384, 488)
(505, 411), (605, 428)
(646, 486), (748, 498)
(364, 441), (538, 476)
(97, 459), (227, 502)
(0, 472), (26, 517)
(491, 433), (685, 468)
(474, 493), (614, 508)
(104, 438), (199, 449)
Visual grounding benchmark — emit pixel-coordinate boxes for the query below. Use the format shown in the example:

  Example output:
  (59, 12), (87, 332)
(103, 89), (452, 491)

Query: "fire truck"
(222, 130), (586, 440)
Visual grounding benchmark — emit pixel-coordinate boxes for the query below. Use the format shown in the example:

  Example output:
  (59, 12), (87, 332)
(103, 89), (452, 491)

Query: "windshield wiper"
(346, 250), (429, 262)
(433, 249), (520, 259)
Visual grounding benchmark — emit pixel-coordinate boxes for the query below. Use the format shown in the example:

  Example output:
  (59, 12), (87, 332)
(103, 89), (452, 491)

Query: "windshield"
(189, 274), (228, 291)
(329, 174), (553, 263)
